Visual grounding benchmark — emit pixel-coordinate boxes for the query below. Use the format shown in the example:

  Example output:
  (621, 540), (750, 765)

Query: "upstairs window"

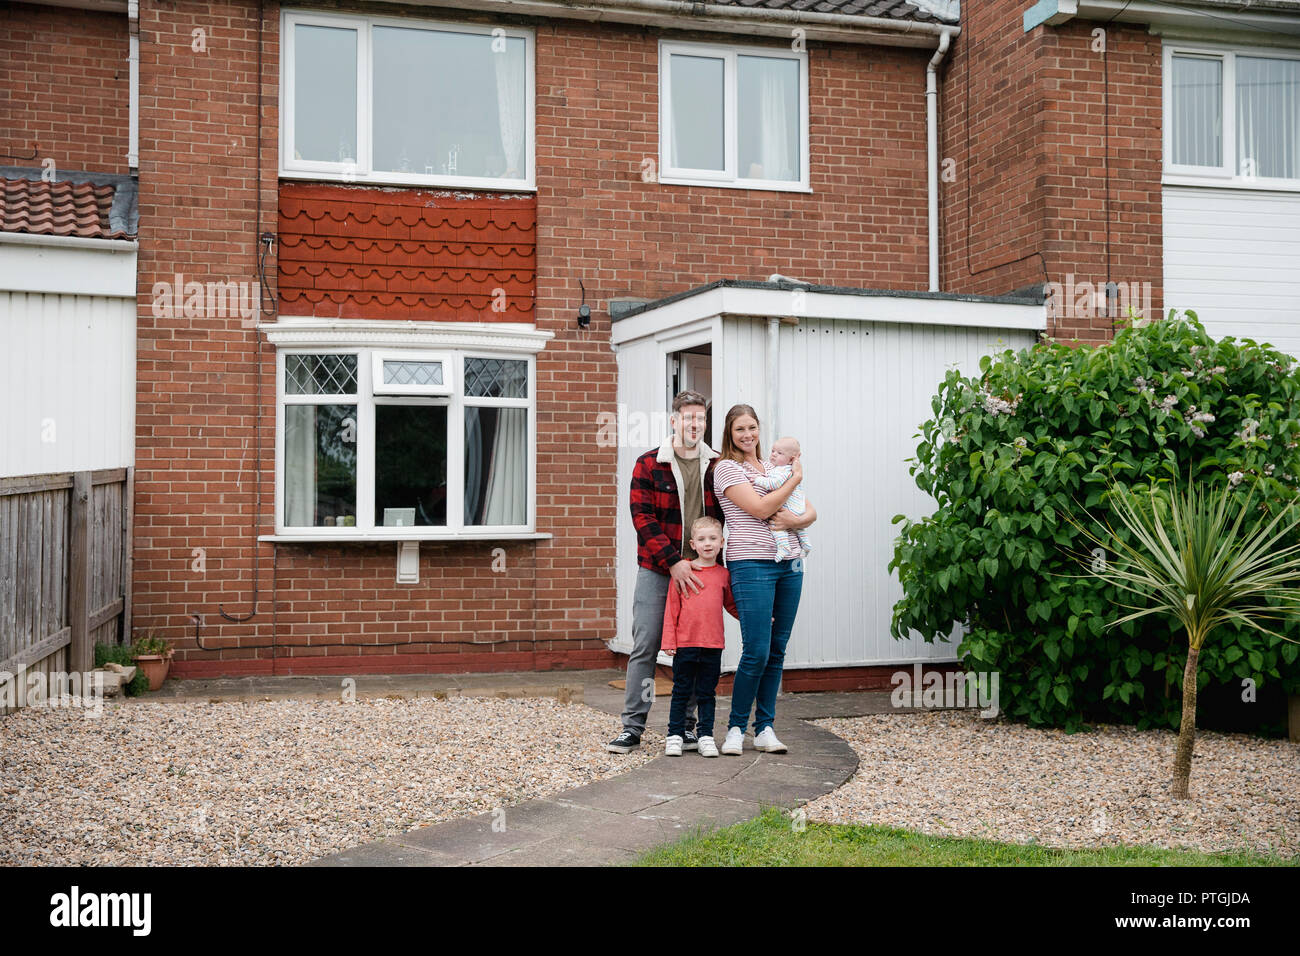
(1165, 44), (1300, 187)
(282, 11), (534, 190)
(659, 40), (810, 192)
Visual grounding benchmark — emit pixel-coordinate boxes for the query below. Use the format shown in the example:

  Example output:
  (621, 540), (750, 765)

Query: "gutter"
(0, 231), (137, 252)
(926, 31), (951, 291)
(401, 0), (961, 48)
(1025, 0), (1300, 32)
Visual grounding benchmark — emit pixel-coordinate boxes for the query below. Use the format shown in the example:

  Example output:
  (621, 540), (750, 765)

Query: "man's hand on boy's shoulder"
(670, 559), (704, 595)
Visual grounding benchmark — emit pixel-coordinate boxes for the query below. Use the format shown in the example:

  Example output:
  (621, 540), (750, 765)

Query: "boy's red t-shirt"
(661, 564), (739, 652)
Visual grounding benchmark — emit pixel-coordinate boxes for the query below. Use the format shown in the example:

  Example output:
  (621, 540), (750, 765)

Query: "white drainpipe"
(128, 0), (139, 170)
(926, 31), (951, 292)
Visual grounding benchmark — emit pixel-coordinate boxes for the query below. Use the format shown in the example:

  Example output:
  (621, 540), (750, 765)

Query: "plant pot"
(134, 655), (168, 691)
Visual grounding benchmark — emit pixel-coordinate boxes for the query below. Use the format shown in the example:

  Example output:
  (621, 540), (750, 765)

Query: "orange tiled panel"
(0, 177), (129, 239)
(277, 183), (536, 322)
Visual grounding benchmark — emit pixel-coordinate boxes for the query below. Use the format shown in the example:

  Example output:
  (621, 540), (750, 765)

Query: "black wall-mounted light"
(577, 279), (591, 329)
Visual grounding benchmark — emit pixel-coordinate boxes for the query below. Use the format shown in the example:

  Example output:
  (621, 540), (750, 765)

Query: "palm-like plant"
(1067, 470), (1300, 798)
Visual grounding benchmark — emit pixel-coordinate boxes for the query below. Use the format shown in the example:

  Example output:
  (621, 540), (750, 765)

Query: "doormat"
(607, 678), (675, 696)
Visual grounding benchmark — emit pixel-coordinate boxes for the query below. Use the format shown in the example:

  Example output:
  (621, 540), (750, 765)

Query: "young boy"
(752, 436), (811, 561)
(662, 516), (738, 758)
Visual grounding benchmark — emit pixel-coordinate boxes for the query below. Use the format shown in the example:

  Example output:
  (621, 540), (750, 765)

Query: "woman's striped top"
(713, 458), (779, 562)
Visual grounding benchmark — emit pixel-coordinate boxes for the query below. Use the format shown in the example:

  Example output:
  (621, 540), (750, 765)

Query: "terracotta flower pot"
(134, 655), (168, 691)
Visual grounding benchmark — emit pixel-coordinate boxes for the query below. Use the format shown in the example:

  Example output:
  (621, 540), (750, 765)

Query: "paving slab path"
(284, 671), (913, 867)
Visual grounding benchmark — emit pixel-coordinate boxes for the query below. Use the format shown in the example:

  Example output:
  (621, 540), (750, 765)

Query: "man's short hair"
(691, 516), (723, 536)
(672, 390), (709, 414)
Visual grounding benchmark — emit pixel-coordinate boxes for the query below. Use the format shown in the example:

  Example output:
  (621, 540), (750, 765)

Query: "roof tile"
(277, 183), (536, 322)
(0, 177), (135, 240)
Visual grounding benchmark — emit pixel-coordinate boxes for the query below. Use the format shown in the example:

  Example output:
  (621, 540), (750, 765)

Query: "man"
(607, 390), (723, 753)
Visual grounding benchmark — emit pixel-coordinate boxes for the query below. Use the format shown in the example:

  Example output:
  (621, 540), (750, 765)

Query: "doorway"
(668, 344), (713, 448)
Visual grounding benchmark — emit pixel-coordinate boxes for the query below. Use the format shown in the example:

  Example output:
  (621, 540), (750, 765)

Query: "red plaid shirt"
(630, 443), (725, 575)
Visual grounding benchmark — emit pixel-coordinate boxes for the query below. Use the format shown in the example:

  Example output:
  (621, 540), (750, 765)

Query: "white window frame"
(1163, 42), (1300, 192)
(273, 345), (537, 539)
(658, 39), (811, 193)
(280, 9), (536, 191)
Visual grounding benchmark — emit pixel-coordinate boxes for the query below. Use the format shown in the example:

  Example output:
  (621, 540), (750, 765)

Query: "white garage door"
(1164, 186), (1300, 359)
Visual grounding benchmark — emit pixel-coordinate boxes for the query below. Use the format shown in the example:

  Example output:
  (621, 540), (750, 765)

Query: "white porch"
(609, 280), (1045, 672)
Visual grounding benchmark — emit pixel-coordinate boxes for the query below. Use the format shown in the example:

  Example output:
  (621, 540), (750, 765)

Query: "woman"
(711, 404), (816, 755)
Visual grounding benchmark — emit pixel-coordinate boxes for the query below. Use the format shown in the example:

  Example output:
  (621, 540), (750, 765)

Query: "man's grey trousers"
(620, 566), (696, 736)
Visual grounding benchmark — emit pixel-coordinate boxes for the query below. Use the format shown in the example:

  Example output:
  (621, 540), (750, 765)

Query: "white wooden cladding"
(1163, 186), (1300, 359)
(613, 309), (1040, 669)
(0, 293), (136, 479)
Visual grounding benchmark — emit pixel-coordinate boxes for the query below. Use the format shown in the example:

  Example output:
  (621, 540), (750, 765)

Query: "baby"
(752, 436), (810, 561)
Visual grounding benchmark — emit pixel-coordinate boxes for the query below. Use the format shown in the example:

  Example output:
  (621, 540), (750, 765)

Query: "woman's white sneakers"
(753, 728), (788, 753)
(721, 727), (745, 755)
(696, 735), (719, 758)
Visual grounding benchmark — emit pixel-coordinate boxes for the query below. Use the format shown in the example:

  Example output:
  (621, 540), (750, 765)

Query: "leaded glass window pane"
(382, 360), (444, 387)
(464, 358), (527, 398)
(286, 354), (358, 395)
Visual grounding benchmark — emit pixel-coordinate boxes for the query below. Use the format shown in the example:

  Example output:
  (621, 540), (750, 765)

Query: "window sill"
(260, 532), (552, 544)
(1163, 174), (1300, 194)
(656, 176), (813, 194)
(278, 168), (536, 194)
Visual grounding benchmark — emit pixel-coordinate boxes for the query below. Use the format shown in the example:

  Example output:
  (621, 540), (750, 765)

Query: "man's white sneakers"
(697, 735), (719, 758)
(665, 734), (684, 756)
(753, 728), (788, 753)
(721, 727), (745, 755)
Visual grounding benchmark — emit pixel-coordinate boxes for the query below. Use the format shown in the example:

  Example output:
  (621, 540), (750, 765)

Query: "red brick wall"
(941, 4), (1164, 344)
(134, 0), (283, 675)
(1, 2), (131, 176)
(132, 2), (938, 678)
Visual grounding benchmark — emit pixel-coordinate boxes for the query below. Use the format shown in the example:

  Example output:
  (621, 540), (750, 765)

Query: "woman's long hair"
(719, 404), (762, 464)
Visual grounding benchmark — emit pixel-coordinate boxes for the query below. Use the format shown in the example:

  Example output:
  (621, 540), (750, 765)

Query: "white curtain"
(495, 39), (526, 178)
(1172, 56), (1222, 168)
(483, 408), (526, 526)
(285, 405), (317, 526)
(757, 65), (792, 181)
(1237, 56), (1300, 179)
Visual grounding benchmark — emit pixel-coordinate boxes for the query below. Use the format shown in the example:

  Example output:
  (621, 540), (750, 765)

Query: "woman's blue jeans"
(726, 558), (803, 734)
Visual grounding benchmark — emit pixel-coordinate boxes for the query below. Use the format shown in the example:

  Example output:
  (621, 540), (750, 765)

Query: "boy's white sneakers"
(696, 735), (719, 758)
(721, 727), (745, 755)
(753, 728), (788, 753)
(665, 735), (684, 757)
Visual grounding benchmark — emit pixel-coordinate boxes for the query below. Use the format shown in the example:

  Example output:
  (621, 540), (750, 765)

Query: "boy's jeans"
(667, 647), (722, 739)
(726, 558), (803, 734)
(620, 567), (696, 736)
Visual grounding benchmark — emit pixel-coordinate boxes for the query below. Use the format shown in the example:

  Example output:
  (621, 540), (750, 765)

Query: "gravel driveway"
(804, 711), (1298, 859)
(1, 696), (652, 866)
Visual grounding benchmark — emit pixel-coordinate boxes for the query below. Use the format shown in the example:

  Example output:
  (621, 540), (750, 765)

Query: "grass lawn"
(632, 807), (1296, 866)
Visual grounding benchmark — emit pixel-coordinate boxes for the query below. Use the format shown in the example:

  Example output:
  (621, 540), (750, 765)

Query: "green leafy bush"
(889, 312), (1300, 733)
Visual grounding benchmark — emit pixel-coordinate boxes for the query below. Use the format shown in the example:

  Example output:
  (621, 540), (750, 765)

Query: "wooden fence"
(0, 468), (133, 715)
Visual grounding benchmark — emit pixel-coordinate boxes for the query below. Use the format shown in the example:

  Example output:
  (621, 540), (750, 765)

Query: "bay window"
(281, 11), (534, 190)
(274, 344), (537, 538)
(659, 40), (810, 192)
(1165, 44), (1300, 187)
